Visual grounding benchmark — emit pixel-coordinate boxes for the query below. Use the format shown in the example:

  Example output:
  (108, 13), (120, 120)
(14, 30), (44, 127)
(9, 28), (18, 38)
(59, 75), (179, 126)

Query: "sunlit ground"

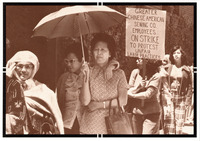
(182, 124), (194, 134)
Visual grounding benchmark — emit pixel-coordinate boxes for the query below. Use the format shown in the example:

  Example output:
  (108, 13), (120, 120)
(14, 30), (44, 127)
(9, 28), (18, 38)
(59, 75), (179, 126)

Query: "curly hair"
(169, 45), (188, 66)
(91, 33), (116, 61)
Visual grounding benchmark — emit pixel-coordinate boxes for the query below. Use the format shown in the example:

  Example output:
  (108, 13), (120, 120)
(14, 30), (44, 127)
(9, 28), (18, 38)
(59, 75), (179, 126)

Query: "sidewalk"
(159, 123), (194, 135)
(182, 124), (194, 134)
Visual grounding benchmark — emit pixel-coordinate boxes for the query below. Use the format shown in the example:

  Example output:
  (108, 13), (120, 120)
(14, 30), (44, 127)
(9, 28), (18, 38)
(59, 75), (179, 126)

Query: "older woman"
(80, 33), (128, 134)
(6, 51), (64, 134)
(163, 46), (192, 134)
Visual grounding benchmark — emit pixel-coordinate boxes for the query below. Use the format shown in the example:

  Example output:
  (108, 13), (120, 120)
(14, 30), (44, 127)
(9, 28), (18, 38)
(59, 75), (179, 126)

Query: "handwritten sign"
(126, 8), (166, 60)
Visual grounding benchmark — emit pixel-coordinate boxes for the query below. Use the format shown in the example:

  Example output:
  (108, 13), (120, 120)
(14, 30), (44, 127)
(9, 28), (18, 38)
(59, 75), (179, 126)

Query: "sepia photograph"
(2, 1), (197, 139)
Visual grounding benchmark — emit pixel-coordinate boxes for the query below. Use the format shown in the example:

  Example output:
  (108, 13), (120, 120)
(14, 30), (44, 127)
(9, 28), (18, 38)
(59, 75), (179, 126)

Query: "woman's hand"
(6, 114), (19, 134)
(128, 88), (136, 95)
(104, 59), (119, 80)
(139, 79), (146, 88)
(128, 85), (143, 95)
(127, 89), (136, 98)
(160, 67), (169, 77)
(104, 65), (114, 80)
(81, 61), (90, 82)
(24, 79), (36, 90)
(6, 63), (16, 78)
(87, 101), (102, 112)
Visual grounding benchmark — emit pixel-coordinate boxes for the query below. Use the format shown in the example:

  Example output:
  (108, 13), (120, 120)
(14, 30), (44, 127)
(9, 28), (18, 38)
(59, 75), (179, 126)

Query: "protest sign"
(126, 8), (166, 60)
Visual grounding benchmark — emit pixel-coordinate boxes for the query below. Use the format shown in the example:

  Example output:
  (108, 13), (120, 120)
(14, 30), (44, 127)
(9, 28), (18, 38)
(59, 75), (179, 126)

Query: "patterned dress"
(80, 66), (127, 134)
(6, 77), (26, 134)
(163, 65), (192, 134)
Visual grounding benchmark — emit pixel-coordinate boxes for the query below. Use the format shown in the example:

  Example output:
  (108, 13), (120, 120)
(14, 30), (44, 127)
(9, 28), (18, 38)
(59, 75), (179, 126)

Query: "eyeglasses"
(16, 64), (34, 71)
(64, 59), (78, 64)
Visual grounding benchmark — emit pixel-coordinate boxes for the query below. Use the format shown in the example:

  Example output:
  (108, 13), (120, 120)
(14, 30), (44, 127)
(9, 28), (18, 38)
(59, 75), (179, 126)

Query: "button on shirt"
(57, 72), (83, 129)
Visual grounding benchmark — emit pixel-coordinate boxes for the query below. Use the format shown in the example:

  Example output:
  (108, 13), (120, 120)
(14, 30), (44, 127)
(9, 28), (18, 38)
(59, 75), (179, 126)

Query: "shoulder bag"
(105, 99), (133, 134)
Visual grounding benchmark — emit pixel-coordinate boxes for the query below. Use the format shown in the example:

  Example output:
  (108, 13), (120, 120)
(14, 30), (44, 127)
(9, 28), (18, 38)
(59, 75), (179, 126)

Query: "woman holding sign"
(128, 59), (162, 134)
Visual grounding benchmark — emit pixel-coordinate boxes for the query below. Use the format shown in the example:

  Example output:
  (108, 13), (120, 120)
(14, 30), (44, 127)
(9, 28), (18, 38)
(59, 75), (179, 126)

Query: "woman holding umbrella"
(80, 33), (128, 134)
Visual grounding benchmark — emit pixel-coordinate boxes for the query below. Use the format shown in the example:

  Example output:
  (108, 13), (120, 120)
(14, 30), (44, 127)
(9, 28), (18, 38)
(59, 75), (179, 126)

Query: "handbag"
(105, 99), (133, 134)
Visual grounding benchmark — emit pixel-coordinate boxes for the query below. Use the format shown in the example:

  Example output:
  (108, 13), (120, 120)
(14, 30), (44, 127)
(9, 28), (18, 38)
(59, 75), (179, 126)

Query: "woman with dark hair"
(56, 42), (88, 134)
(128, 59), (162, 134)
(80, 33), (128, 134)
(90, 33), (116, 61)
(169, 46), (188, 66)
(163, 46), (192, 134)
(125, 58), (146, 113)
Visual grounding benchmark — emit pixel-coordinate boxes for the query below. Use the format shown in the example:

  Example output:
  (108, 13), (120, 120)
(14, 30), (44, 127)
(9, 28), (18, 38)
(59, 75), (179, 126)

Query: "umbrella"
(32, 5), (126, 61)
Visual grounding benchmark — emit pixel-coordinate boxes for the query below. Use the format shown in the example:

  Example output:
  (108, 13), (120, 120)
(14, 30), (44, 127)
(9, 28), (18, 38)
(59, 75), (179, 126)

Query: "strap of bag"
(108, 99), (113, 116)
(132, 71), (139, 87)
(108, 100), (112, 116)
(179, 74), (183, 96)
(168, 64), (173, 90)
(116, 98), (123, 113)
(108, 98), (123, 116)
(178, 69), (183, 103)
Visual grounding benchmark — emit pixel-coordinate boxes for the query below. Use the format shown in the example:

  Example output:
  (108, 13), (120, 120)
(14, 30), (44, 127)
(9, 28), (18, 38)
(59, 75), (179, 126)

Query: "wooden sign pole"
(141, 58), (146, 107)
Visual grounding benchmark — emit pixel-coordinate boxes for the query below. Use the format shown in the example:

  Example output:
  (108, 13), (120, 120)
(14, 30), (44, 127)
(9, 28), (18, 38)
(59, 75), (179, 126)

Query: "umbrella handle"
(141, 58), (147, 107)
(80, 34), (85, 62)
(82, 57), (87, 82)
(82, 61), (89, 83)
(77, 14), (86, 62)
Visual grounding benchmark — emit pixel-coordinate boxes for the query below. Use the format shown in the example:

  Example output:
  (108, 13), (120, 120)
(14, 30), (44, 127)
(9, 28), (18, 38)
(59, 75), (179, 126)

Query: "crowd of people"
(5, 33), (193, 135)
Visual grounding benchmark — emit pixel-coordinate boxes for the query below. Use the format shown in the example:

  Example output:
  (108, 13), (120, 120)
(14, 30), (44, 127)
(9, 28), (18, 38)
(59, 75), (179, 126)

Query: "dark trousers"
(132, 113), (161, 134)
(64, 117), (80, 134)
